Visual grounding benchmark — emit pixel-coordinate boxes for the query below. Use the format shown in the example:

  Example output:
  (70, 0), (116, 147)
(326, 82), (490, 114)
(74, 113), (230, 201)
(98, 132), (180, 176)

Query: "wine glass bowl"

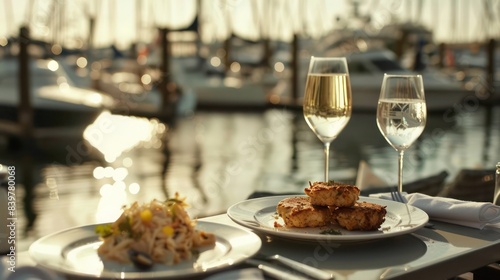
(303, 57), (352, 181)
(376, 74), (427, 192)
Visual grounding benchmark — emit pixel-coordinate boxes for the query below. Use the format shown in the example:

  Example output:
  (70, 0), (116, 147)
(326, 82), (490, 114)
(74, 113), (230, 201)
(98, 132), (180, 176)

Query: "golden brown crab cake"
(276, 196), (331, 228)
(304, 181), (360, 207)
(330, 201), (387, 231)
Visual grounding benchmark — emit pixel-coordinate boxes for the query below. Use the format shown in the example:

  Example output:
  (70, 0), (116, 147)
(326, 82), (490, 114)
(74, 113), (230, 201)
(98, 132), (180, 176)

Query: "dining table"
(209, 214), (500, 280)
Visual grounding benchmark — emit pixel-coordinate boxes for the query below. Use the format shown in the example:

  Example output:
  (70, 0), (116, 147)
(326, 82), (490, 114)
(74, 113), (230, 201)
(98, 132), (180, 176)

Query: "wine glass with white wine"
(303, 57), (352, 181)
(376, 74), (427, 193)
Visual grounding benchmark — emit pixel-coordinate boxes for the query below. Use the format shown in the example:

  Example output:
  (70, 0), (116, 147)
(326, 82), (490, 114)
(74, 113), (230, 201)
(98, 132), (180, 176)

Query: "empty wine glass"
(303, 57), (352, 181)
(376, 74), (427, 193)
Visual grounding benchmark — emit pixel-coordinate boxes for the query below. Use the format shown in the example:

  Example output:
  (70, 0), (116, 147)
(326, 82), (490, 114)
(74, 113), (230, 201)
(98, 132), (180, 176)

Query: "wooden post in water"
(18, 26), (33, 141)
(438, 43), (446, 68)
(486, 38), (496, 102)
(223, 35), (231, 71)
(159, 28), (170, 82)
(395, 29), (408, 60)
(480, 39), (496, 163)
(291, 34), (299, 105)
(18, 26), (36, 231)
(262, 38), (271, 68)
(159, 27), (174, 123)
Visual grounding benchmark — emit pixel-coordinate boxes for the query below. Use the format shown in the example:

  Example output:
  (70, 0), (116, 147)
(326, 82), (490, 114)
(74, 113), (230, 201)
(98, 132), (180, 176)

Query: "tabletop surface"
(206, 214), (500, 280)
(2, 214), (500, 280)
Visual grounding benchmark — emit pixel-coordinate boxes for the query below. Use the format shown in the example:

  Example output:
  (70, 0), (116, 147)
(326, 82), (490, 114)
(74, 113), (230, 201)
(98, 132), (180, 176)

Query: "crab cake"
(276, 197), (331, 228)
(304, 181), (360, 207)
(330, 201), (387, 231)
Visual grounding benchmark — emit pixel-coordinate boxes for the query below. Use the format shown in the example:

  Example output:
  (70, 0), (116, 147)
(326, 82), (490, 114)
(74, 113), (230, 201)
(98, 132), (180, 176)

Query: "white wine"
(303, 57), (351, 182)
(303, 74), (352, 143)
(376, 98), (426, 150)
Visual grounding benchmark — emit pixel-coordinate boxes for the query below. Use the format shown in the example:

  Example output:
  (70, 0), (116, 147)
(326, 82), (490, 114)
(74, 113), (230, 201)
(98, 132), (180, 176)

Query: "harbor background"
(0, 0), (499, 253)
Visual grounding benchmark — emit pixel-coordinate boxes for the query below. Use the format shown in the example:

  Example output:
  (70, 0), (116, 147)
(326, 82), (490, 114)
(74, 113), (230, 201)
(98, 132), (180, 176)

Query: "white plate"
(29, 221), (261, 279)
(227, 195), (429, 242)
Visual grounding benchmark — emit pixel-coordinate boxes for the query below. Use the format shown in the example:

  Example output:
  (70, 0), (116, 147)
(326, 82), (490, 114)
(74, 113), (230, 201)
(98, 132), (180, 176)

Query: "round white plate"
(29, 221), (261, 279)
(227, 195), (429, 242)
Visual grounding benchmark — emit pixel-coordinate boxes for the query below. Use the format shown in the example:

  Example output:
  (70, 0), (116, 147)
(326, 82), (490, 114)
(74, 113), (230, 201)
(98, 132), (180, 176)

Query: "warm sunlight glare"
(84, 111), (165, 163)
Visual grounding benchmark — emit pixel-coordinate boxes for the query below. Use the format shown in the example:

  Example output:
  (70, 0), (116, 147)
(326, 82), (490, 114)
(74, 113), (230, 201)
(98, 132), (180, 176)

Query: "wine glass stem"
(324, 142), (330, 181)
(397, 150), (405, 193)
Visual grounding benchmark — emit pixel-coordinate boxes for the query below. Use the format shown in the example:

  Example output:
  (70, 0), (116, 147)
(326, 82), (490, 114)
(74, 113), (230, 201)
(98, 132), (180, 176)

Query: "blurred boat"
(269, 48), (474, 112)
(96, 57), (197, 118)
(346, 49), (473, 112)
(139, 53), (275, 111)
(138, 33), (282, 111)
(97, 62), (164, 117)
(0, 58), (114, 136)
(170, 56), (275, 111)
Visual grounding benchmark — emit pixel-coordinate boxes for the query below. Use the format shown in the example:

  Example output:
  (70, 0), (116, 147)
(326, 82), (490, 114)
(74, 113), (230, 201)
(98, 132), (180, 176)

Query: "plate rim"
(226, 195), (429, 242)
(29, 221), (262, 279)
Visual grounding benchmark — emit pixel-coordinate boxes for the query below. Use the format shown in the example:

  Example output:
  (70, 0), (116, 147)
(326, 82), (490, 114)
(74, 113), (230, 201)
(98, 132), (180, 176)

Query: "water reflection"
(84, 111), (166, 163)
(81, 111), (169, 224)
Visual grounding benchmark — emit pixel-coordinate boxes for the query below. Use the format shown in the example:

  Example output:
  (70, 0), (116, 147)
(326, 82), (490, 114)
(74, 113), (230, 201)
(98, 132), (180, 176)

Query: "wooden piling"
(438, 43), (446, 68)
(486, 38), (495, 102)
(223, 35), (231, 71)
(159, 27), (175, 124)
(18, 26), (33, 141)
(18, 26), (36, 231)
(159, 27), (170, 85)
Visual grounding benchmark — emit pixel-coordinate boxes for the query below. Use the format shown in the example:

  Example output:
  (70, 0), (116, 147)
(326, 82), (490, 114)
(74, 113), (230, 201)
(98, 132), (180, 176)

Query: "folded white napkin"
(370, 192), (500, 229)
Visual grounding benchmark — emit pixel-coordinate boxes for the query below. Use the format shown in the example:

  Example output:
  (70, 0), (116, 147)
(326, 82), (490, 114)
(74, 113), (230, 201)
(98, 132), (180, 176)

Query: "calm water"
(4, 103), (500, 251)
